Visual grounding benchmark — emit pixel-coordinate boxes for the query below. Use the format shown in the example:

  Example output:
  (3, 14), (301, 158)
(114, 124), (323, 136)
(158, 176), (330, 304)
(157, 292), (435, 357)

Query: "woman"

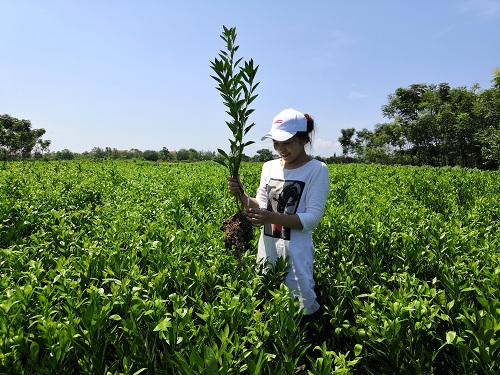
(228, 108), (330, 315)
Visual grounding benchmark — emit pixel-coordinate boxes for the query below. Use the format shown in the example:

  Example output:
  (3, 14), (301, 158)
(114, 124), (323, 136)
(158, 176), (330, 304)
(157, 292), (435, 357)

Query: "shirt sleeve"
(296, 163), (330, 232)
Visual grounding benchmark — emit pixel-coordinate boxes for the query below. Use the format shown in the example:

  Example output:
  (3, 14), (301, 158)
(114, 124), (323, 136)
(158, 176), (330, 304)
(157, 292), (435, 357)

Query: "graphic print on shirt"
(264, 178), (305, 240)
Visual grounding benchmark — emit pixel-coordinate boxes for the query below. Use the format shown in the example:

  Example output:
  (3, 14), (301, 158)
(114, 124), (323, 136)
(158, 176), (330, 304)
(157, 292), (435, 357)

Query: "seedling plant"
(210, 26), (259, 259)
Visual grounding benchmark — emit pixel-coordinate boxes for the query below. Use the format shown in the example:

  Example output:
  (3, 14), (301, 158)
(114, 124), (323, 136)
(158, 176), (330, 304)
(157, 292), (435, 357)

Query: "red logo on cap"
(274, 120), (283, 124)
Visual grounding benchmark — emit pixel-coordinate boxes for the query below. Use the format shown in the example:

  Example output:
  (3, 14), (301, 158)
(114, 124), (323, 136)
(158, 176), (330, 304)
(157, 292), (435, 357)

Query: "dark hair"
(295, 113), (315, 144)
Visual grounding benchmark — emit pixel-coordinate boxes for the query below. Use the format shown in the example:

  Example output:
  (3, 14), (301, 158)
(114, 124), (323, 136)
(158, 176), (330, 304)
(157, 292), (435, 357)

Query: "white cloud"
(314, 137), (334, 148)
(459, 0), (500, 17)
(436, 26), (455, 36)
(329, 31), (358, 47)
(309, 138), (342, 157)
(348, 91), (368, 99)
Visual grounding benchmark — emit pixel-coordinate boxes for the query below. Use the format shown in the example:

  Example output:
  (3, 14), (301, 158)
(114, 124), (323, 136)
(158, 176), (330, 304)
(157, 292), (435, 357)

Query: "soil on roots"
(220, 212), (254, 259)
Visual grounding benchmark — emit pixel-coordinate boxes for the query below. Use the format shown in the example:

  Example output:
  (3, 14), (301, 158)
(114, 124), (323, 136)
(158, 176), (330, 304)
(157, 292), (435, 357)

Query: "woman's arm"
(246, 207), (304, 229)
(296, 164), (330, 231)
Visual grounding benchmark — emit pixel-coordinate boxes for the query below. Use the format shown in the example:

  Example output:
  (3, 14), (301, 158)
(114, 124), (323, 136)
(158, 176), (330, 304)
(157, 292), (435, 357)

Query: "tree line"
(339, 72), (500, 169)
(2, 72), (499, 169)
(45, 146), (277, 163)
(0, 114), (276, 163)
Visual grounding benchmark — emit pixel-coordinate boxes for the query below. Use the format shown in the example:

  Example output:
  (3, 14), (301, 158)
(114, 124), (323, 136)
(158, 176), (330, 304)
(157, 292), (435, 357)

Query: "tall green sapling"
(211, 26), (259, 259)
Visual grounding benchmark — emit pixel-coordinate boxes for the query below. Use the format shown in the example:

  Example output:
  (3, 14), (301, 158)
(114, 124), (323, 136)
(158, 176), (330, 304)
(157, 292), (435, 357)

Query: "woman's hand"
(246, 207), (272, 227)
(246, 207), (305, 230)
(227, 176), (243, 196)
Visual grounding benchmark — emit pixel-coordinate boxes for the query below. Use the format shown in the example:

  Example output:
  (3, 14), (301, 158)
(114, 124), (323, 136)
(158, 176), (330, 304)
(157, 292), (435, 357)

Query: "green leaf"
(30, 340), (40, 361)
(82, 303), (95, 328)
(153, 317), (172, 332)
(217, 148), (229, 159)
(476, 296), (490, 310)
(204, 346), (219, 374)
(190, 350), (205, 370)
(446, 331), (456, 344)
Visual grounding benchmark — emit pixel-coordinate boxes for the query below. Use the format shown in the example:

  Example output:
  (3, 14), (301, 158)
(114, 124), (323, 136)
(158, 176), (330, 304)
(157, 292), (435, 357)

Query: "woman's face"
(273, 136), (307, 167)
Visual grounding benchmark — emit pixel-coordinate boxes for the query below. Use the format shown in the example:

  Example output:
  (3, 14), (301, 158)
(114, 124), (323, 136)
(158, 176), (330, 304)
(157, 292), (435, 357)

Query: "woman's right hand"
(227, 176), (242, 196)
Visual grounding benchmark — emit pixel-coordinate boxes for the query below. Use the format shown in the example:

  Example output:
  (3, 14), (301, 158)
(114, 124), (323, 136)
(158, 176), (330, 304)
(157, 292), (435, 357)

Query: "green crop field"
(1, 161), (499, 374)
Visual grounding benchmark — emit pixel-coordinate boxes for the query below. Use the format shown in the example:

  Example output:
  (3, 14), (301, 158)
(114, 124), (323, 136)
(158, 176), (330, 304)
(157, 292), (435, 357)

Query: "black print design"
(264, 178), (305, 240)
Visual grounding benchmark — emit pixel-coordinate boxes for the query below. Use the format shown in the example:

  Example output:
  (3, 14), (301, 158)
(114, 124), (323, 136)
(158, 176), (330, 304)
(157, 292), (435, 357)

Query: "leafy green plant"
(210, 26), (259, 258)
(210, 25), (259, 195)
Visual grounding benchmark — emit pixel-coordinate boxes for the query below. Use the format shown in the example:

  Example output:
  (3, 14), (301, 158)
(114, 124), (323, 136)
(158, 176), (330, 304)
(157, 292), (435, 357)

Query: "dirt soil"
(220, 212), (254, 259)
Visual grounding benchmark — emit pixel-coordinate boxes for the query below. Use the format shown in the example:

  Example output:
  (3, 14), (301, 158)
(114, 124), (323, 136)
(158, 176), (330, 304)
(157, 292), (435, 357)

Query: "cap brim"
(261, 129), (296, 142)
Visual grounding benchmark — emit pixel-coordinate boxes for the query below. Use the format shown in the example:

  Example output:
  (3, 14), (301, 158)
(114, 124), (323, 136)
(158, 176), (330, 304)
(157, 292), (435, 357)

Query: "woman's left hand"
(246, 207), (272, 227)
(246, 207), (304, 230)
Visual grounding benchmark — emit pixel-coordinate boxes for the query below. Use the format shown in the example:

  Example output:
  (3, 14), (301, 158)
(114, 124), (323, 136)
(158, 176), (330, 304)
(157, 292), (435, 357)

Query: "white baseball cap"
(261, 108), (307, 141)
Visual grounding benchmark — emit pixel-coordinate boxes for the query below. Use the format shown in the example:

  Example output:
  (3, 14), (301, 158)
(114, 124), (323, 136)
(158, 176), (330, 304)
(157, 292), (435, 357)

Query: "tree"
(479, 126), (500, 167)
(90, 147), (106, 159)
(199, 150), (216, 161)
(188, 148), (200, 161)
(0, 114), (51, 159)
(143, 150), (159, 161)
(475, 71), (500, 168)
(353, 127), (394, 164)
(160, 147), (172, 161)
(381, 83), (485, 167)
(56, 149), (75, 160)
(336, 80), (495, 167)
(33, 139), (51, 158)
(110, 148), (124, 159)
(176, 148), (190, 161)
(338, 128), (356, 156)
(128, 149), (143, 159)
(252, 148), (274, 162)
(354, 128), (373, 157)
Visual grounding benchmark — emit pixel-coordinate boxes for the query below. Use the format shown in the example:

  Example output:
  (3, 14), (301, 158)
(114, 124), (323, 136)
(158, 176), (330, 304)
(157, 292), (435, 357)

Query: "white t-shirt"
(255, 158), (330, 315)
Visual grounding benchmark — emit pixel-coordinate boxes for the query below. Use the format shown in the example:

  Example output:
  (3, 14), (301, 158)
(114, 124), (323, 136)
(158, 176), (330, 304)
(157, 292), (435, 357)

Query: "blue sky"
(1, 0), (499, 157)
